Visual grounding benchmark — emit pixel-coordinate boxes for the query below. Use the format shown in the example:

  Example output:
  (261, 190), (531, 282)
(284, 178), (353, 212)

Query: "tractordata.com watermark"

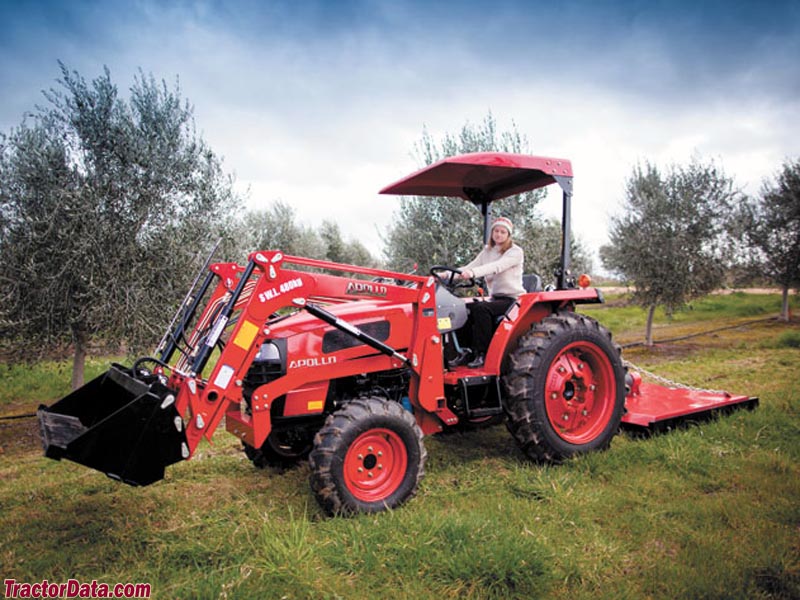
(4, 579), (151, 599)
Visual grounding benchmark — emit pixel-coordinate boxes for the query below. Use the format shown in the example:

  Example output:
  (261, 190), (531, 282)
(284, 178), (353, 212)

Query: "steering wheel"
(430, 265), (476, 290)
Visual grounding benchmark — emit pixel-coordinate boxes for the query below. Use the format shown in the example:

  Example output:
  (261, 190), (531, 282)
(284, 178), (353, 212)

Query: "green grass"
(591, 290), (798, 346)
(776, 330), (800, 348)
(0, 358), (113, 415)
(1, 292), (799, 599)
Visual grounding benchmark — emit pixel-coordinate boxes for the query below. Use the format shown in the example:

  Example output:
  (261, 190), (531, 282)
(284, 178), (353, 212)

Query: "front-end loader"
(38, 152), (757, 515)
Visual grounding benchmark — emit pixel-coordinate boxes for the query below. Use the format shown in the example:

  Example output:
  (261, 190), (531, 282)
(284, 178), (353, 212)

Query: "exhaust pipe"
(37, 364), (188, 486)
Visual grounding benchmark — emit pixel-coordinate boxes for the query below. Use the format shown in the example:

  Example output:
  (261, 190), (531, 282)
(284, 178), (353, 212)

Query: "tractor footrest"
(466, 406), (505, 418)
(446, 375), (504, 420)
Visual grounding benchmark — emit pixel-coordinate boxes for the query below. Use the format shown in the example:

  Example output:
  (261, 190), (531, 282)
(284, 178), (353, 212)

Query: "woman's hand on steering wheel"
(430, 265), (476, 290)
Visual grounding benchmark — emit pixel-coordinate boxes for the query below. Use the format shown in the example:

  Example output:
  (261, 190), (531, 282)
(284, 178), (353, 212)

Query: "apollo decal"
(258, 277), (304, 303)
(289, 356), (337, 369)
(345, 281), (388, 297)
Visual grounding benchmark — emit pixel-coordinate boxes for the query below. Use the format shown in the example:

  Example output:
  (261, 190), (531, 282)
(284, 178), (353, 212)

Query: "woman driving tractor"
(452, 216), (524, 368)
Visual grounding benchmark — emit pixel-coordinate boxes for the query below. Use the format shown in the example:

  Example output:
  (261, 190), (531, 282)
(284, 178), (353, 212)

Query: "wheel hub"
(343, 429), (408, 502)
(545, 341), (615, 443)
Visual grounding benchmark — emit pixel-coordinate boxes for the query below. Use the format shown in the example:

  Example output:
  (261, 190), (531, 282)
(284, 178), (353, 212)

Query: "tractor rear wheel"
(309, 397), (426, 516)
(503, 312), (625, 462)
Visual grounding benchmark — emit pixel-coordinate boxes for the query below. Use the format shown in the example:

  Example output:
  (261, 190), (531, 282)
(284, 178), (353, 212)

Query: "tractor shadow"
(426, 420), (528, 470)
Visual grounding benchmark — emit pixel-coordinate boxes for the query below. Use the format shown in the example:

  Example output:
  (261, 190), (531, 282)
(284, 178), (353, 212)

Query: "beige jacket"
(461, 243), (525, 299)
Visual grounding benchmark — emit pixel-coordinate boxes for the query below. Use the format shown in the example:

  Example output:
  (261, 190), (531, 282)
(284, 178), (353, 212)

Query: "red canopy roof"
(379, 152), (573, 202)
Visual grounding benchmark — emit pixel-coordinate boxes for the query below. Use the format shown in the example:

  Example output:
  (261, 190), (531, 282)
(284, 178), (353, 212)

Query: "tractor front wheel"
(503, 312), (625, 462)
(309, 397), (426, 516)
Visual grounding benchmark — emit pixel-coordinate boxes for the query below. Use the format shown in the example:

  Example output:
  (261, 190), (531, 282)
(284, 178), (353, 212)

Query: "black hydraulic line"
(191, 259), (257, 375)
(301, 301), (411, 365)
(157, 241), (220, 362)
(160, 269), (216, 364)
(132, 356), (174, 375)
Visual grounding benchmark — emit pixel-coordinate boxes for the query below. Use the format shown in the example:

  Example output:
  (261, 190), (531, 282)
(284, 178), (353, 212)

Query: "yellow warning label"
(307, 400), (324, 412)
(437, 317), (452, 330)
(233, 320), (259, 350)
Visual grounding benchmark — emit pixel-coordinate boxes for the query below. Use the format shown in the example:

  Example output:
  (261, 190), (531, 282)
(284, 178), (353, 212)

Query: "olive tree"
(0, 63), (240, 387)
(239, 202), (376, 267)
(601, 158), (738, 345)
(243, 200), (325, 258)
(740, 158), (800, 320)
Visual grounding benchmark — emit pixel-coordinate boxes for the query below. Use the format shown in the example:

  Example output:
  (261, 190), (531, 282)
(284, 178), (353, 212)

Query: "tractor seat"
(496, 274), (542, 325)
(522, 273), (542, 292)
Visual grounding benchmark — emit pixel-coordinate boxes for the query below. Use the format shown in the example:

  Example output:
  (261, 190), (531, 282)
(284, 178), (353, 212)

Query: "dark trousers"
(465, 297), (515, 356)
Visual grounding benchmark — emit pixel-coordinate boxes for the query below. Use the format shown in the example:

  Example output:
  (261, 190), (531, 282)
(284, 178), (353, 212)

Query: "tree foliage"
(239, 201), (376, 267)
(739, 158), (800, 320)
(242, 200), (324, 257)
(0, 63), (240, 386)
(601, 158), (737, 344)
(383, 113), (591, 281)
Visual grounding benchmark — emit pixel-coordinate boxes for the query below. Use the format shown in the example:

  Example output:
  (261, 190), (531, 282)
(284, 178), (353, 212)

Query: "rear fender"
(484, 288), (604, 371)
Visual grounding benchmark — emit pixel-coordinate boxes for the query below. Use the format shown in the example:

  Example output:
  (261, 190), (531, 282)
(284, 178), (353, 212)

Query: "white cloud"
(2, 0), (798, 269)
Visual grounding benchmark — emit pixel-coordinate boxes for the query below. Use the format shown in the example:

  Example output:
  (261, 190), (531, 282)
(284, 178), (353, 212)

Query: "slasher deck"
(622, 381), (758, 432)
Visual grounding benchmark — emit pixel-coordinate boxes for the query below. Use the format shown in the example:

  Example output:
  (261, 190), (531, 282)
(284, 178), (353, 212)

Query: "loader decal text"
(346, 281), (388, 297)
(289, 356), (337, 369)
(258, 277), (304, 303)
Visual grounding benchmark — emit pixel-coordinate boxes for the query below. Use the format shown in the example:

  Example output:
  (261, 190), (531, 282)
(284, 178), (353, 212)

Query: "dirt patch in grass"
(0, 415), (40, 457)
(624, 342), (703, 362)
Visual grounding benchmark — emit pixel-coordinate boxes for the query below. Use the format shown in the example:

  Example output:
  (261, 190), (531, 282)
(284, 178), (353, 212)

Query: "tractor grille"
(243, 339), (286, 403)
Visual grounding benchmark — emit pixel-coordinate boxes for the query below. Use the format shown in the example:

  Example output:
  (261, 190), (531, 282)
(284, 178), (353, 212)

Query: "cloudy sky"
(1, 0), (798, 266)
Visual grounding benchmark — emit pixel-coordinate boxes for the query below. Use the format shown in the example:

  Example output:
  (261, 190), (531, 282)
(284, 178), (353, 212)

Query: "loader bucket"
(37, 365), (188, 486)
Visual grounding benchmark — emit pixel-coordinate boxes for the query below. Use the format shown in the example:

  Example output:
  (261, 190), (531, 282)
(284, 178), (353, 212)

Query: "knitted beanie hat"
(492, 216), (513, 235)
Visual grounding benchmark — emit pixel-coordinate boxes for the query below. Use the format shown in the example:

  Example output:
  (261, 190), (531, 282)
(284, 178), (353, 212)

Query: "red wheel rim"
(343, 428), (408, 502)
(544, 341), (617, 444)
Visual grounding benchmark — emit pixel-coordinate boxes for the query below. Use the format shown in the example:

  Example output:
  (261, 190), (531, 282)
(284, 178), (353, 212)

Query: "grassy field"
(1, 292), (798, 599)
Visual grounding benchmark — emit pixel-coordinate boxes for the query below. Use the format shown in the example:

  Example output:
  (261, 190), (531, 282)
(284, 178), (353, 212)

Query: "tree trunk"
(645, 304), (656, 347)
(781, 286), (791, 321)
(71, 325), (88, 390)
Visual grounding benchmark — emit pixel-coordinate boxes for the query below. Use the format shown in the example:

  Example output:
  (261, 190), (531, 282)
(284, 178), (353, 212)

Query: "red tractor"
(38, 152), (756, 515)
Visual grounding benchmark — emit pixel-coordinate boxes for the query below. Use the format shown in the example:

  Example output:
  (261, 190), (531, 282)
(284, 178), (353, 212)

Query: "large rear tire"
(309, 397), (426, 516)
(503, 312), (625, 462)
